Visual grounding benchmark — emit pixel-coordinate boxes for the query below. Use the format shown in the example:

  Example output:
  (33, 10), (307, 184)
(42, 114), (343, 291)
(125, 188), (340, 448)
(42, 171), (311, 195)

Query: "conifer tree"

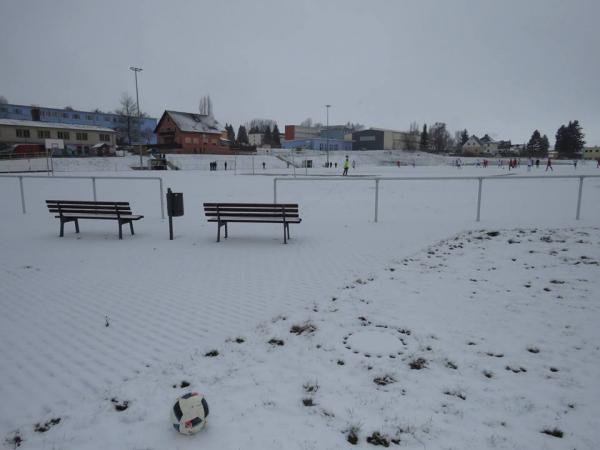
(419, 124), (429, 150)
(460, 129), (469, 146)
(263, 125), (272, 146)
(236, 125), (249, 145)
(272, 124), (281, 148)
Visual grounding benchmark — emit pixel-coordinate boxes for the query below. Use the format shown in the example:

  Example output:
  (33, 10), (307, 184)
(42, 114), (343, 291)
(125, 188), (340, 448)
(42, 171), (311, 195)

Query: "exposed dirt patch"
(409, 358), (427, 370)
(204, 349), (219, 357)
(268, 338), (284, 346)
(34, 417), (61, 433)
(290, 321), (317, 335)
(366, 431), (390, 447)
(373, 375), (396, 386)
(541, 428), (563, 438)
(110, 398), (129, 411)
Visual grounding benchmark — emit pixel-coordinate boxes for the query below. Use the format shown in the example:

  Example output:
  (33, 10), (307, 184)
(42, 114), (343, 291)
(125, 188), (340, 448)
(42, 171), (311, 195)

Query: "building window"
(37, 130), (51, 139)
(73, 114), (80, 119)
(185, 137), (191, 143)
(57, 131), (70, 140)
(63, 113), (68, 118)
(193, 138), (199, 144)
(14, 108), (21, 114)
(99, 133), (110, 142)
(76, 132), (88, 140)
(86, 115), (92, 120)
(0, 107), (7, 112)
(105, 117), (110, 121)
(16, 129), (30, 138)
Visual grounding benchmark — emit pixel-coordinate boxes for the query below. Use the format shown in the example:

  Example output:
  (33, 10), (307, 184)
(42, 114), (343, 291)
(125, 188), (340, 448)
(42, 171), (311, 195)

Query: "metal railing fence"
(273, 174), (600, 222)
(0, 174), (165, 219)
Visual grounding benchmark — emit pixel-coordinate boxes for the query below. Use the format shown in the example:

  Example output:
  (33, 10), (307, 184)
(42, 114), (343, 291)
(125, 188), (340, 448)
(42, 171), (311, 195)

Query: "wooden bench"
(46, 200), (144, 239)
(203, 203), (301, 244)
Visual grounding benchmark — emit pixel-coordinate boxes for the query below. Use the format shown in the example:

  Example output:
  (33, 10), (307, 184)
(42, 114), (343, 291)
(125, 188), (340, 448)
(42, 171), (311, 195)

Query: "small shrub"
(268, 338), (284, 346)
(34, 418), (61, 433)
(527, 347), (540, 354)
(303, 382), (319, 394)
(204, 349), (219, 357)
(483, 370), (493, 378)
(373, 375), (396, 386)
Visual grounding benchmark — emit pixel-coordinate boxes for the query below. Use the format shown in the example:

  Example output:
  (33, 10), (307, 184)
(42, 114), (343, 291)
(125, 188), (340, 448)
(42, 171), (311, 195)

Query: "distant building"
(154, 110), (230, 154)
(0, 118), (117, 155)
(582, 146), (600, 160)
(281, 137), (352, 151)
(284, 125), (320, 141)
(352, 128), (412, 150)
(248, 132), (264, 147)
(319, 125), (354, 140)
(462, 136), (483, 155)
(0, 103), (157, 144)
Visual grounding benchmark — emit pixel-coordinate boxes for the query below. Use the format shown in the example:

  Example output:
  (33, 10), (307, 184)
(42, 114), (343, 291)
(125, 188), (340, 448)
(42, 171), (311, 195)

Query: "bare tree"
(0, 95), (7, 104)
(247, 118), (277, 133)
(429, 122), (451, 153)
(115, 93), (144, 145)
(402, 121), (420, 150)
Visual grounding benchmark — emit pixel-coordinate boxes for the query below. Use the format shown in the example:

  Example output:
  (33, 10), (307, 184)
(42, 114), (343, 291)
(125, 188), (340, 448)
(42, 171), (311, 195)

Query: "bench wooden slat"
(46, 200), (130, 206)
(206, 217), (302, 223)
(204, 212), (299, 218)
(204, 202), (298, 208)
(55, 214), (143, 220)
(48, 207), (133, 214)
(204, 207), (298, 213)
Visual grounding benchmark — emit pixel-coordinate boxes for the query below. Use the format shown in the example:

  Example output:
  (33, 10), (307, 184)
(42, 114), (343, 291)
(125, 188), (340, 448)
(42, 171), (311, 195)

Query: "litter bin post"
(166, 188), (184, 240)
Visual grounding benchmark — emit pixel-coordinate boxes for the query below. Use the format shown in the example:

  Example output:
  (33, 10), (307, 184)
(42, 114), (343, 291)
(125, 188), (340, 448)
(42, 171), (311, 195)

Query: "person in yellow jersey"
(342, 156), (349, 176)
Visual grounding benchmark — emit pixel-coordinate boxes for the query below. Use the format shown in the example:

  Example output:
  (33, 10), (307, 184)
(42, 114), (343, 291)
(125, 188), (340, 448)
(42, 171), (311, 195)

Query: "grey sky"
(1, 0), (598, 145)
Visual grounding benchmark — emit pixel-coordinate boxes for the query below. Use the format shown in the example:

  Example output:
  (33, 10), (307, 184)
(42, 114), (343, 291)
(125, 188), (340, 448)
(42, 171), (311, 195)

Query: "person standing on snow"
(342, 156), (349, 176)
(546, 158), (553, 171)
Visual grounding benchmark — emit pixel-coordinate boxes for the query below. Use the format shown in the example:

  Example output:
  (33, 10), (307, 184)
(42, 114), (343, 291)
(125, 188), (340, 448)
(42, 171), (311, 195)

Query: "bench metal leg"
(225, 222), (228, 239)
(75, 219), (80, 233)
(118, 221), (123, 240)
(283, 223), (287, 244)
(129, 221), (134, 235)
(217, 221), (221, 242)
(60, 220), (65, 237)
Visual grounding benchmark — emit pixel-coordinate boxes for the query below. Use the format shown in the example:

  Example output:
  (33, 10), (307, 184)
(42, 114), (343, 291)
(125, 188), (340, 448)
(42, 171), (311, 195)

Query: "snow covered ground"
(0, 159), (599, 449)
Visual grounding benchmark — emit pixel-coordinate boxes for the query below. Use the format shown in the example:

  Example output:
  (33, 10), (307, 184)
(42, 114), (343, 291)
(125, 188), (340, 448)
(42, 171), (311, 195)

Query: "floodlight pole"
(130, 66), (143, 168)
(325, 104), (331, 167)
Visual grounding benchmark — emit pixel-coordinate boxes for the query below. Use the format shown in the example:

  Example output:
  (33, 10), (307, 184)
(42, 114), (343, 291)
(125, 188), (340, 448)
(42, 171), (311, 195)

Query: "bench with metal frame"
(203, 203), (301, 244)
(46, 200), (144, 239)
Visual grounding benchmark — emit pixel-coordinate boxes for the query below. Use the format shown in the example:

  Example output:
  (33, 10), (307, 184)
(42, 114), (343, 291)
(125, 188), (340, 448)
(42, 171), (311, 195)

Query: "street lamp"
(129, 66), (143, 168)
(325, 104), (331, 167)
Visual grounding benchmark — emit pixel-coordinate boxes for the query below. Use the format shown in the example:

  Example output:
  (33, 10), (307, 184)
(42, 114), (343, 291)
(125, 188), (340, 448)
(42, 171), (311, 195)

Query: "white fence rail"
(273, 175), (600, 222)
(0, 174), (165, 219)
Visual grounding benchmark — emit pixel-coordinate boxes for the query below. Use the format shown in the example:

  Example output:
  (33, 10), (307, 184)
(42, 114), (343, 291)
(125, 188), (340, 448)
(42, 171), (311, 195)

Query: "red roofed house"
(154, 110), (230, 154)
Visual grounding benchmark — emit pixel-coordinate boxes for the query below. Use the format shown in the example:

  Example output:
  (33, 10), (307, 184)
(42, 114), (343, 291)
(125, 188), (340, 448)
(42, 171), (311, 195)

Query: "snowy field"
(0, 159), (599, 449)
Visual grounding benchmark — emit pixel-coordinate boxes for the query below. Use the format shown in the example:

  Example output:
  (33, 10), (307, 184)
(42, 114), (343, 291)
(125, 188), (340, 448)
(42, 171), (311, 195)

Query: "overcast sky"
(1, 0), (598, 145)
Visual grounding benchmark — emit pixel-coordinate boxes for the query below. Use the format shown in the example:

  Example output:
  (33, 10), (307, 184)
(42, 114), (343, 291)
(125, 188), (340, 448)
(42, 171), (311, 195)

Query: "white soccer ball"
(171, 392), (209, 435)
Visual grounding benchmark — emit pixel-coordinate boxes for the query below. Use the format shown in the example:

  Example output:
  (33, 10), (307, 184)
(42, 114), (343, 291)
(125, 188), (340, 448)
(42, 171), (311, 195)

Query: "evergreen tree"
(460, 129), (469, 146)
(236, 125), (249, 145)
(419, 124), (429, 150)
(263, 125), (272, 146)
(555, 120), (585, 158)
(526, 130), (542, 156)
(539, 134), (550, 155)
(272, 124), (281, 148)
(226, 124), (235, 142)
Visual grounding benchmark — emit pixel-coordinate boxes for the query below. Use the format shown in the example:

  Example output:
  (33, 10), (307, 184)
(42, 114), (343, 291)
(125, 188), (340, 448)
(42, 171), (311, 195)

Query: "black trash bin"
(166, 188), (184, 240)
(167, 189), (184, 216)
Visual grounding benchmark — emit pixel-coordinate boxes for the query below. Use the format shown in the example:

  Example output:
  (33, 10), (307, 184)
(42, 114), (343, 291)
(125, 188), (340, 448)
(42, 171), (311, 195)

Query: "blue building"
(282, 137), (352, 151)
(0, 103), (158, 144)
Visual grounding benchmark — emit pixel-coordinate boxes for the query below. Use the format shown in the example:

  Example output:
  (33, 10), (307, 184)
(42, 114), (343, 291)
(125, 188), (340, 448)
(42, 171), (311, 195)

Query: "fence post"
(92, 177), (97, 201)
(19, 176), (26, 214)
(374, 179), (379, 223)
(576, 176), (584, 220)
(273, 178), (277, 203)
(159, 177), (165, 219)
(476, 177), (483, 222)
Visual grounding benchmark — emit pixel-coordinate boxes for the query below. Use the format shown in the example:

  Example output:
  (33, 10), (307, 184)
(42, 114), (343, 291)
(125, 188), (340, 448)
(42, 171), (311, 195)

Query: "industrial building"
(352, 128), (414, 150)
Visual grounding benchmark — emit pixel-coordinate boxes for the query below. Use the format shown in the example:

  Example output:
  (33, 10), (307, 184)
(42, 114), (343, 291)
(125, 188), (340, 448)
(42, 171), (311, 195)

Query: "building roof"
(159, 110), (221, 134)
(1, 103), (157, 121)
(0, 118), (115, 133)
(357, 128), (407, 134)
